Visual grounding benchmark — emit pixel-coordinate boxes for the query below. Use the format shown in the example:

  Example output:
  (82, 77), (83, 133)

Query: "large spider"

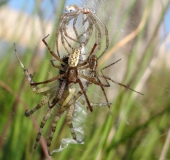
(14, 4), (143, 155)
(14, 35), (110, 155)
(56, 4), (109, 59)
(29, 35), (109, 111)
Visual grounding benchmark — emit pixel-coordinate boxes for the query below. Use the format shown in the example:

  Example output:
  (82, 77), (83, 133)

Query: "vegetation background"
(0, 0), (170, 159)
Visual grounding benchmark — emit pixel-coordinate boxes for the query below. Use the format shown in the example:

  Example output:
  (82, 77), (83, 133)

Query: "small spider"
(14, 35), (110, 155)
(56, 4), (109, 59)
(76, 53), (143, 111)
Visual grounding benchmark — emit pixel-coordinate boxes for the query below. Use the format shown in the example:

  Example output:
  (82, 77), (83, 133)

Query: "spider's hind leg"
(47, 107), (66, 156)
(34, 108), (53, 150)
(66, 103), (82, 143)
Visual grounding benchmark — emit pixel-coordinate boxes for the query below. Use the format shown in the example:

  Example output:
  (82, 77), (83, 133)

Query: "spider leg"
(25, 94), (53, 117)
(66, 103), (82, 142)
(56, 27), (62, 57)
(56, 13), (77, 56)
(99, 58), (143, 95)
(63, 89), (85, 109)
(58, 16), (77, 54)
(14, 45), (38, 91)
(88, 12), (109, 59)
(94, 59), (123, 103)
(96, 76), (111, 108)
(101, 59), (122, 71)
(47, 86), (76, 155)
(48, 80), (67, 108)
(14, 45), (58, 94)
(62, 15), (81, 43)
(63, 33), (74, 51)
(78, 43), (97, 67)
(59, 16), (74, 54)
(103, 75), (143, 95)
(30, 74), (65, 86)
(71, 13), (91, 46)
(71, 11), (93, 45)
(34, 108), (53, 150)
(78, 64), (90, 70)
(87, 16), (102, 55)
(73, 14), (79, 40)
(75, 16), (94, 46)
(61, 86), (76, 107)
(50, 60), (64, 70)
(82, 14), (88, 25)
(98, 58), (122, 87)
(78, 98), (112, 107)
(83, 18), (94, 46)
(78, 74), (109, 87)
(60, 29), (72, 54)
(62, 87), (81, 142)
(61, 12), (92, 46)
(47, 107), (66, 156)
(62, 86), (111, 112)
(42, 34), (66, 65)
(77, 79), (93, 111)
(33, 84), (58, 95)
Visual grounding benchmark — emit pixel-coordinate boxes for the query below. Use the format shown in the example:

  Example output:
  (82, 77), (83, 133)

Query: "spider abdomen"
(59, 56), (69, 87)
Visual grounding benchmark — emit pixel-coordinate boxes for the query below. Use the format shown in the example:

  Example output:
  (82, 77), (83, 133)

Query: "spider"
(28, 35), (109, 111)
(56, 4), (109, 59)
(83, 54), (143, 109)
(14, 35), (110, 155)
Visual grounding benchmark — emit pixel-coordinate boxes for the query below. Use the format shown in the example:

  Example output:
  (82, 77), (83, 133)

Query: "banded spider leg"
(14, 44), (57, 116)
(46, 82), (111, 155)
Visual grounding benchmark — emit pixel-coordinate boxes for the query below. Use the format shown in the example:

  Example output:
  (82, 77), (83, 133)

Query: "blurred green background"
(0, 0), (170, 159)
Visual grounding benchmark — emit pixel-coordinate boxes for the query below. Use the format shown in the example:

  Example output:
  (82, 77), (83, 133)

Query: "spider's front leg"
(14, 44), (55, 95)
(42, 34), (66, 65)
(15, 44), (59, 117)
